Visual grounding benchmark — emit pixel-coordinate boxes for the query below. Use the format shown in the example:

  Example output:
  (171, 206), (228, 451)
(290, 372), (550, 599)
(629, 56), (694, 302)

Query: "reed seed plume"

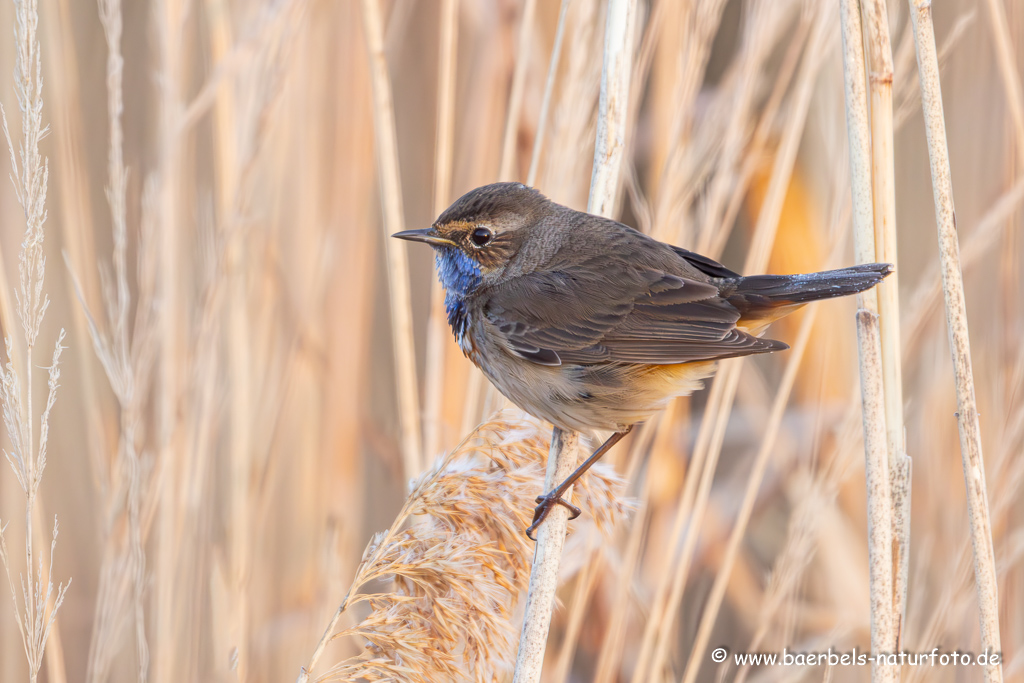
(302, 413), (629, 683)
(0, 0), (70, 681)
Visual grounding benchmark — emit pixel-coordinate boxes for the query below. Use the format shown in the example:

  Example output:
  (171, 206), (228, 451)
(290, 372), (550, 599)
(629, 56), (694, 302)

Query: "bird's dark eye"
(470, 226), (493, 247)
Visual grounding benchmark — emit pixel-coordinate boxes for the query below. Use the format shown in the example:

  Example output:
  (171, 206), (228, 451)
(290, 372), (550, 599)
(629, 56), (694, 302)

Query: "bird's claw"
(524, 492), (581, 541)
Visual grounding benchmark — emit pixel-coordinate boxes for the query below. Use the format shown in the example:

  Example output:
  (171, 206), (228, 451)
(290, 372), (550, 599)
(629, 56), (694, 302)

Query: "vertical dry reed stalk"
(498, 0), (537, 181)
(629, 1), (790, 674)
(839, 2), (897, 680)
(681, 304), (817, 683)
(42, 0), (106, 511)
(152, 0), (186, 679)
(512, 1), (636, 681)
(206, 6), (304, 678)
(678, 194), (865, 682)
(511, 427), (580, 683)
(360, 0), (423, 478)
(983, 0), (1024, 165)
(0, 1), (69, 681)
(423, 0), (460, 462)
(535, 0), (601, 206)
(147, 4), (300, 678)
(526, 0), (571, 187)
(909, 2), (1003, 680)
(638, 7), (830, 679)
(461, 0), (541, 435)
(863, 0), (911, 650)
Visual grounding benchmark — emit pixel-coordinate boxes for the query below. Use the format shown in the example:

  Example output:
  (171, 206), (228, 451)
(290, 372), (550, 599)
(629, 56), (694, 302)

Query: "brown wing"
(482, 255), (787, 367)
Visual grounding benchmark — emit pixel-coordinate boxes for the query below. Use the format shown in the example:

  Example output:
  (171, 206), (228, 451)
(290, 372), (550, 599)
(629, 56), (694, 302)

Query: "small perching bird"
(395, 182), (891, 539)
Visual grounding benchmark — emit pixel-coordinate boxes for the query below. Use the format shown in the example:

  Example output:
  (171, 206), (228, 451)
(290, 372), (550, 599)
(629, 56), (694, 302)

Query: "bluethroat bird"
(394, 182), (891, 539)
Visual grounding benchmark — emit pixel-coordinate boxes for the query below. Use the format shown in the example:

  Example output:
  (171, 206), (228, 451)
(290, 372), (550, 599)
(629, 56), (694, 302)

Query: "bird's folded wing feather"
(483, 258), (786, 367)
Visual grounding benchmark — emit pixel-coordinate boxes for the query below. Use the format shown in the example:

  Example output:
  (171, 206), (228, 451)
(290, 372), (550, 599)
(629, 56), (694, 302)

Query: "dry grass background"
(0, 0), (1021, 681)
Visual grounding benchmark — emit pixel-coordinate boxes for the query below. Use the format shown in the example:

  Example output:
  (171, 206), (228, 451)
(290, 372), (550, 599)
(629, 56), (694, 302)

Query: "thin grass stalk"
(650, 0), (738, 244)
(680, 304), (817, 683)
(839, 1), (897, 679)
(987, 0), (1024, 391)
(44, 0), (106, 507)
(628, 359), (724, 683)
(732, 411), (868, 683)
(707, 5), (810, 258)
(694, 0), (787, 253)
(646, 360), (740, 680)
(550, 540), (600, 682)
(0, 248), (19, 372)
(591, 471), (651, 683)
(423, 0), (460, 461)
(908, 2), (1003, 680)
(498, 0), (538, 181)
(512, 2), (636, 681)
(890, 442), (912, 651)
(360, 0), (423, 477)
(645, 9), (830, 677)
(531, 0), (601, 207)
(526, 0), (571, 187)
(201, 6), (253, 680)
(464, 0), (541, 434)
(460, 370), (484, 437)
(628, 10), (808, 673)
(903, 176), (1024, 354)
(153, 1), (186, 679)
(620, 22), (807, 665)
(983, 0), (1024, 166)
(863, 0), (910, 647)
(741, 2), (825, 275)
(207, 1), (311, 672)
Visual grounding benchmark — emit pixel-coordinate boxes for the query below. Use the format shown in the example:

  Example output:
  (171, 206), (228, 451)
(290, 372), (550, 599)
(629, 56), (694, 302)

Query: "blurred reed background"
(0, 0), (1021, 681)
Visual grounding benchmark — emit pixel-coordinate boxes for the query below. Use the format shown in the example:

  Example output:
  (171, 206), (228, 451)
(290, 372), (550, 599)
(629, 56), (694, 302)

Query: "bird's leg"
(525, 425), (634, 540)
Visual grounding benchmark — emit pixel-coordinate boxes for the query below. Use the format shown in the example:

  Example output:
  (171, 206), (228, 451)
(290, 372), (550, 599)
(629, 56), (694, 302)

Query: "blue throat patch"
(435, 248), (481, 342)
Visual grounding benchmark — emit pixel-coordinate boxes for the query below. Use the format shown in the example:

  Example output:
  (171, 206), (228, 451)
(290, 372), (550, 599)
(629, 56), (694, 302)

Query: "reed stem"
(909, 2), (1003, 679)
(863, 0), (910, 650)
(360, 0), (423, 477)
(423, 0), (460, 461)
(839, 1), (896, 678)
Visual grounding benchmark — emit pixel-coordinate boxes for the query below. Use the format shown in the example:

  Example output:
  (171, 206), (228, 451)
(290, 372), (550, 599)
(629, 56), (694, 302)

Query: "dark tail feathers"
(728, 263), (893, 314)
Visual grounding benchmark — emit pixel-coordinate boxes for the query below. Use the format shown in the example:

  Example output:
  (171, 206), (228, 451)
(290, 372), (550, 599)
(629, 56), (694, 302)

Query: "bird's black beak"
(391, 228), (454, 247)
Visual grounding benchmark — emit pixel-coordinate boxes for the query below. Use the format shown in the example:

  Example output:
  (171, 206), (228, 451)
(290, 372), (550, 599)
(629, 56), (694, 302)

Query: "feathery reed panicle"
(0, 1), (69, 681)
(301, 414), (629, 683)
(66, 0), (157, 680)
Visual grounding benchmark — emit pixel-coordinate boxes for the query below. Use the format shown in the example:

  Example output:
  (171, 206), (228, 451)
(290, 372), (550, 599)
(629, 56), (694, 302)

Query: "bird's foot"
(525, 491), (581, 541)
